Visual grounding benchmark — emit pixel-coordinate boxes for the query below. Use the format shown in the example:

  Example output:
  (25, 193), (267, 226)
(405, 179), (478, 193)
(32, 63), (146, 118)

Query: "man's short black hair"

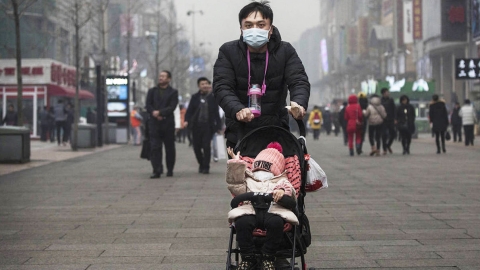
(432, 94), (439, 101)
(197, 77), (211, 86)
(465, 99), (471, 104)
(161, 70), (172, 79)
(238, 1), (273, 26)
(380, 88), (389, 94)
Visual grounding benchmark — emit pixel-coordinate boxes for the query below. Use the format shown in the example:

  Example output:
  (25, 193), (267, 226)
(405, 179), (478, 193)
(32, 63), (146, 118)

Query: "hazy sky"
(173, 0), (320, 56)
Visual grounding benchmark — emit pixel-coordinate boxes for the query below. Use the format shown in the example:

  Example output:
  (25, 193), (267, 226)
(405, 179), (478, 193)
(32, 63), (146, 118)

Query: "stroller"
(226, 120), (313, 270)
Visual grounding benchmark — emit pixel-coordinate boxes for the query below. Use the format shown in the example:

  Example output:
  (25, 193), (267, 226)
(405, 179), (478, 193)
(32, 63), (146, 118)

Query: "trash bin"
(0, 126), (30, 163)
(71, 124), (97, 148)
(103, 123), (117, 144)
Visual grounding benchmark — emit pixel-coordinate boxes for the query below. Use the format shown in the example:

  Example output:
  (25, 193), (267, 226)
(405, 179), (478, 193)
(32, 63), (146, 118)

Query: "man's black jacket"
(381, 96), (396, 123)
(213, 26), (310, 143)
(185, 91), (221, 133)
(146, 85), (179, 129)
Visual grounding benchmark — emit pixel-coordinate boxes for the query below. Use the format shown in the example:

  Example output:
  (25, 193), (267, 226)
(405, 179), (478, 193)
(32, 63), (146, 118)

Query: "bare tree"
(68, 0), (93, 150)
(0, 0), (39, 126)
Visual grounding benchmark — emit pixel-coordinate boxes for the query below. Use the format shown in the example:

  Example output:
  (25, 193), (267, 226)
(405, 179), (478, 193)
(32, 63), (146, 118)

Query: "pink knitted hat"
(252, 142), (285, 176)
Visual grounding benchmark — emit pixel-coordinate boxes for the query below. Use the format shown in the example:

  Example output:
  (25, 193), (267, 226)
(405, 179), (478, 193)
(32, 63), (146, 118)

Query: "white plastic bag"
(306, 157), (328, 192)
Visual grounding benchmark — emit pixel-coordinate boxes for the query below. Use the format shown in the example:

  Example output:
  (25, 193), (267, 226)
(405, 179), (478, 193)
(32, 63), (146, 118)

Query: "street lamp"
(186, 9), (203, 57)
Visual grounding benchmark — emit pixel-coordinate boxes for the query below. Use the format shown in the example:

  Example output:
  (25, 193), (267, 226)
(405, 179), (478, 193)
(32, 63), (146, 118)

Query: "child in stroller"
(227, 142), (298, 270)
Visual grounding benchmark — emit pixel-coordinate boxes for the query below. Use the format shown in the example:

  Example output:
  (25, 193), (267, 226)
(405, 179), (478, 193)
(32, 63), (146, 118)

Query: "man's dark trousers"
(464, 125), (474, 146)
(382, 121), (395, 151)
(149, 120), (176, 175)
(192, 125), (213, 172)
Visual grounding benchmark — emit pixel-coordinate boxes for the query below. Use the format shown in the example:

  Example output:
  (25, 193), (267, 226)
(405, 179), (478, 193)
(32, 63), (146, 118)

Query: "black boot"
(349, 149), (354, 156)
(356, 144), (362, 155)
(238, 254), (257, 270)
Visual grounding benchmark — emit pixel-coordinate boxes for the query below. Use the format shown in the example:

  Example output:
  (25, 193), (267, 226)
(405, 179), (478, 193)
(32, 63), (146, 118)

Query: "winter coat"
(1, 111), (17, 126)
(344, 95), (363, 133)
(146, 85), (179, 129)
(381, 96), (396, 123)
(185, 91), (221, 132)
(451, 107), (462, 126)
(226, 159), (299, 225)
(459, 105), (477, 126)
(308, 109), (322, 130)
(213, 26), (310, 144)
(396, 103), (416, 134)
(358, 97), (369, 110)
(429, 100), (449, 132)
(363, 96), (386, 126)
(54, 103), (67, 122)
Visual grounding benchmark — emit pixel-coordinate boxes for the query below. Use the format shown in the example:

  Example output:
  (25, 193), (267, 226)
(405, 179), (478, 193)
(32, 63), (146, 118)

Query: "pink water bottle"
(248, 84), (263, 117)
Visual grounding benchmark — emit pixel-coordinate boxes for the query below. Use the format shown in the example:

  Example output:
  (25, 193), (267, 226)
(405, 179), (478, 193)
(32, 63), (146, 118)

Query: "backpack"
(313, 111), (321, 124)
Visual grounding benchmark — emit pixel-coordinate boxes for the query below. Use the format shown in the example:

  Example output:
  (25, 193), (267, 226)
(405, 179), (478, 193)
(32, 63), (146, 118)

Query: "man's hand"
(286, 101), (305, 120)
(273, 189), (285, 202)
(152, 110), (160, 117)
(184, 121), (188, 128)
(236, 108), (254, 122)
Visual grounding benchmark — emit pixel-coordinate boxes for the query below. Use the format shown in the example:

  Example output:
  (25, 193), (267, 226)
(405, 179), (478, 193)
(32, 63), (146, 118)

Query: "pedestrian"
(380, 88), (396, 155)
(226, 142), (298, 270)
(322, 107), (332, 135)
(308, 106), (322, 140)
(450, 102), (462, 143)
(1, 104), (17, 126)
(344, 94), (363, 156)
(38, 106), (50, 141)
(363, 94), (386, 156)
(86, 107), (96, 124)
(338, 101), (348, 146)
(213, 0), (310, 150)
(176, 104), (187, 143)
(332, 106), (340, 137)
(145, 70), (179, 178)
(64, 103), (74, 145)
(459, 99), (477, 146)
(429, 94), (449, 154)
(130, 106), (143, 145)
(54, 99), (68, 146)
(396, 95), (416, 155)
(48, 106), (55, 142)
(357, 92), (369, 154)
(185, 77), (222, 174)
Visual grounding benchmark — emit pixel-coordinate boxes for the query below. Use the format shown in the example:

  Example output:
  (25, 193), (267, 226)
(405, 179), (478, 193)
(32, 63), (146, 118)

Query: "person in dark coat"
(396, 95), (416, 155)
(1, 104), (18, 126)
(86, 107), (96, 124)
(450, 102), (462, 143)
(344, 95), (363, 156)
(48, 106), (55, 142)
(338, 101), (348, 145)
(213, 1), (310, 150)
(64, 103), (74, 144)
(322, 107), (332, 135)
(429, 94), (449, 154)
(146, 70), (179, 178)
(185, 77), (222, 174)
(39, 106), (50, 141)
(380, 88), (396, 155)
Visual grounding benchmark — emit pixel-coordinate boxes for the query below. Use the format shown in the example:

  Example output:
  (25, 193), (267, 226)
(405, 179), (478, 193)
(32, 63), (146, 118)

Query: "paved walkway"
(0, 133), (479, 269)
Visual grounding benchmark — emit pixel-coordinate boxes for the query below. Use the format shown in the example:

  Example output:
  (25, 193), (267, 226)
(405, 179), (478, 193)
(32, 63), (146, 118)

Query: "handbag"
(445, 130), (451, 141)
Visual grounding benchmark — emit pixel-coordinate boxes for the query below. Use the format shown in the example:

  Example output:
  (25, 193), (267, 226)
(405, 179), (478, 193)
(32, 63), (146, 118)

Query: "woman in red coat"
(344, 94), (364, 156)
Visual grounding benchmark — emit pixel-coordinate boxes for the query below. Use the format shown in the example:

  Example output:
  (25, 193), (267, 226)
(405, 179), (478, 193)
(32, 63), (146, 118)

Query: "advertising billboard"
(106, 76), (129, 143)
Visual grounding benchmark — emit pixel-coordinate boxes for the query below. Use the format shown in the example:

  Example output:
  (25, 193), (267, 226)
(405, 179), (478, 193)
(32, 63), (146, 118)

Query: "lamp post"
(186, 8), (203, 58)
(91, 53), (106, 147)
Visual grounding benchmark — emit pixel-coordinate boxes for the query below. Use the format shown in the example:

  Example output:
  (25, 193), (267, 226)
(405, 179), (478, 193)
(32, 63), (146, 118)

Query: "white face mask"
(242, 27), (270, 48)
(253, 170), (274, 181)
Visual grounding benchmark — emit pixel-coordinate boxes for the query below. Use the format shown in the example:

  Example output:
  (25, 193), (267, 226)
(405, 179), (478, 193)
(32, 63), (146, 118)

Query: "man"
(39, 106), (49, 141)
(357, 92), (369, 153)
(380, 88), (396, 154)
(323, 107), (332, 135)
(185, 77), (222, 174)
(1, 104), (18, 126)
(213, 1), (310, 150)
(54, 99), (68, 146)
(450, 102), (462, 143)
(145, 70), (179, 178)
(459, 99), (477, 146)
(339, 101), (348, 145)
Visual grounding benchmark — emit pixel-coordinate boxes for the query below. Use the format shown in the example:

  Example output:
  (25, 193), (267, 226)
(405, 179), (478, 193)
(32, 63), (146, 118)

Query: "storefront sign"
(0, 59), (76, 86)
(455, 58), (480, 79)
(413, 0), (422, 39)
(441, 0), (467, 41)
(403, 0), (413, 44)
